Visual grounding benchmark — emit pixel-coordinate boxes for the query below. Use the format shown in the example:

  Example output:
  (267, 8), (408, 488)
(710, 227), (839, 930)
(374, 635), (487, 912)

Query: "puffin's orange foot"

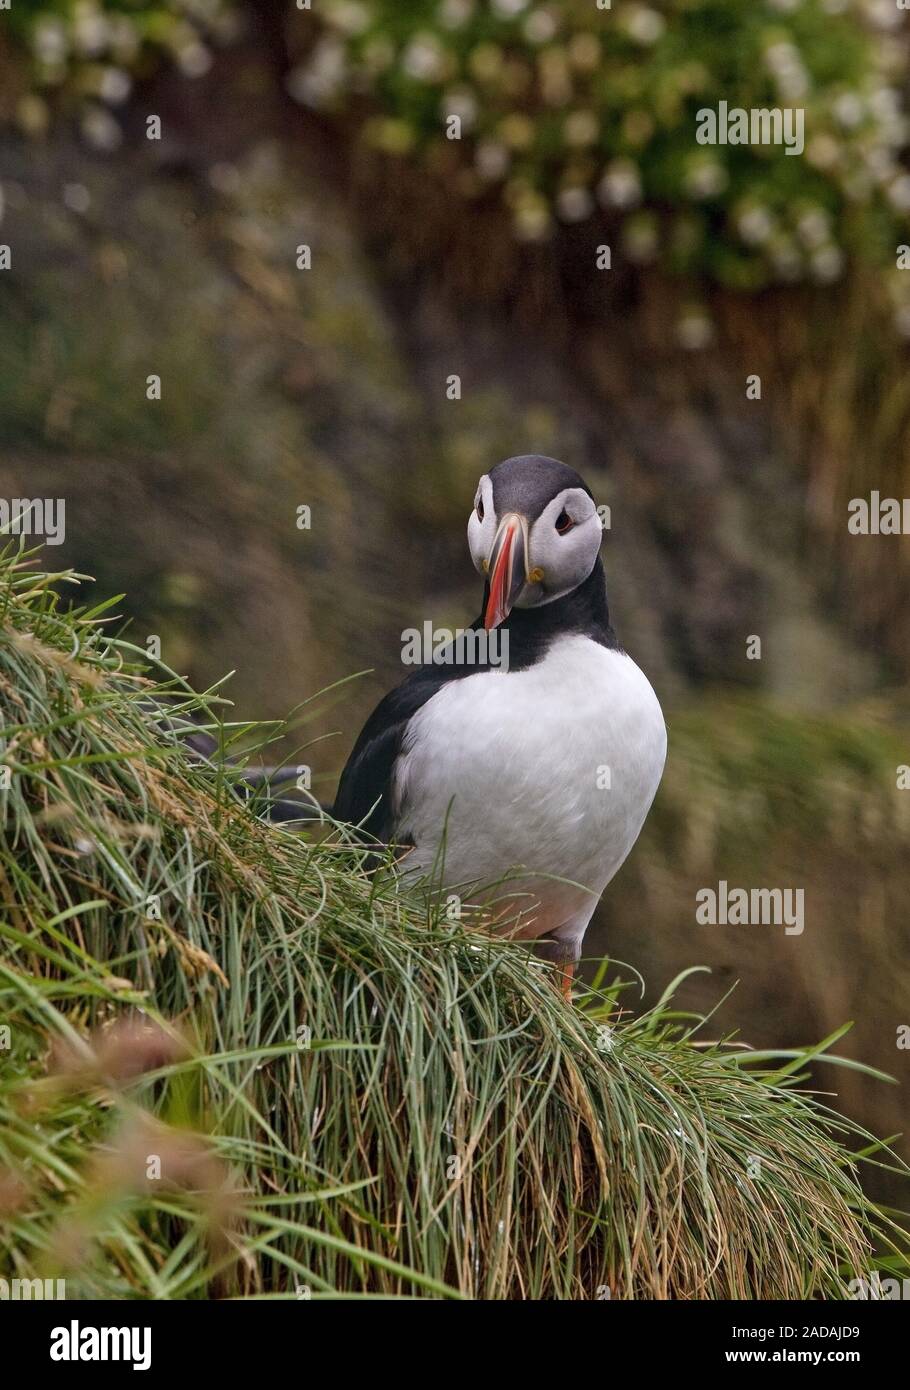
(557, 962), (575, 1001)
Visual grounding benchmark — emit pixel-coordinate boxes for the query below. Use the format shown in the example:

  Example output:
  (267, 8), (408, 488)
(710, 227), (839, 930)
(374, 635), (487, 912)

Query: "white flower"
(182, 0), (220, 18)
(810, 245), (844, 283)
(438, 0), (474, 26)
(312, 34), (348, 79)
(208, 163), (242, 195)
(775, 67), (810, 102)
(513, 200), (551, 240)
(677, 311), (714, 351)
(737, 205), (775, 246)
(796, 208), (830, 248)
(287, 68), (322, 107)
(564, 111), (599, 147)
(63, 183), (91, 214)
(684, 157), (727, 199)
(177, 42), (213, 79)
(868, 86), (901, 121)
(623, 5), (665, 44)
(523, 9), (558, 44)
(764, 40), (809, 99)
(402, 33), (445, 82)
(475, 140), (510, 180)
(330, 1), (370, 35)
(33, 17), (68, 66)
(492, 0), (531, 16)
(764, 41), (801, 74)
(770, 238), (802, 281)
(887, 175), (910, 212)
(597, 159), (642, 209)
(879, 114), (908, 150)
(441, 89), (478, 130)
(568, 33), (601, 71)
(833, 93), (864, 130)
(73, 4), (109, 59)
(556, 186), (594, 222)
(865, 0), (902, 31)
(98, 67), (132, 105)
(867, 146), (896, 180)
(805, 134), (840, 170)
(287, 39), (346, 108)
(80, 105), (122, 152)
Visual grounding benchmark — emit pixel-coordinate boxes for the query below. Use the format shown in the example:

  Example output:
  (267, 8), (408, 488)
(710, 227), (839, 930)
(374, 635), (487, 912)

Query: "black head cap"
(489, 455), (593, 518)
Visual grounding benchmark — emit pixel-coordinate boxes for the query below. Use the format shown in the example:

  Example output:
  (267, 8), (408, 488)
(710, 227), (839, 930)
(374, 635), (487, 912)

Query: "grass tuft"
(0, 546), (903, 1299)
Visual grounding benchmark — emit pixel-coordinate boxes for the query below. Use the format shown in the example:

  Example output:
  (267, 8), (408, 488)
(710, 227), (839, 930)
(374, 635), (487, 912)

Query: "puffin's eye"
(476, 498), (484, 521)
(555, 509), (574, 534)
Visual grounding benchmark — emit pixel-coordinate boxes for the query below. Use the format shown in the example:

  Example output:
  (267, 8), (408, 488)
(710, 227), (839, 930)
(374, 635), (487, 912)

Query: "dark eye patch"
(555, 509), (574, 534)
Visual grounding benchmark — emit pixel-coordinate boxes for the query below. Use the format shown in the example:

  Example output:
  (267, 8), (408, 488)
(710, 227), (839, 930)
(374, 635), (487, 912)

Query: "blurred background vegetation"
(0, 0), (908, 1208)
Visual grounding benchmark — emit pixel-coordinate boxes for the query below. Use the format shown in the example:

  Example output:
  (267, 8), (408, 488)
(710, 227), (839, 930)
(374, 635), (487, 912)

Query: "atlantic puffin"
(330, 454), (667, 997)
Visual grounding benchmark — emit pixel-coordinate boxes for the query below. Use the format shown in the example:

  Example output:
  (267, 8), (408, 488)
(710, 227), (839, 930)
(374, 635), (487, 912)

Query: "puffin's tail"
(235, 765), (333, 824)
(161, 717), (332, 824)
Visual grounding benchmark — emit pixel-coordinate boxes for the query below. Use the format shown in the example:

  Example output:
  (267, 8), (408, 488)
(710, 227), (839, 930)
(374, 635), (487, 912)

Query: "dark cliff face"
(0, 39), (906, 1199)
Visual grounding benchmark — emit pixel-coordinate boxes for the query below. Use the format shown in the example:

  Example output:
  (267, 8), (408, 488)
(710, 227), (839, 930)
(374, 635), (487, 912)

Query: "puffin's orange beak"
(484, 513), (528, 630)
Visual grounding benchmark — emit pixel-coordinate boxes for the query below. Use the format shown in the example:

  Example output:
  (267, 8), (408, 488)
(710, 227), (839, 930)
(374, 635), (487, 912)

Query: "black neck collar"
(476, 557), (618, 671)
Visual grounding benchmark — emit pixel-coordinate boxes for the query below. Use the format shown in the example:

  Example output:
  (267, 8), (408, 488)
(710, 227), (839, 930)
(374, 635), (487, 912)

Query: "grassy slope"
(0, 548), (905, 1299)
(591, 692), (910, 1208)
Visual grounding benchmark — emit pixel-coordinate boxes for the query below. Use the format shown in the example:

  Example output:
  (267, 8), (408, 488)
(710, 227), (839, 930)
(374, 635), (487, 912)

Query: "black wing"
(332, 623), (492, 843)
(333, 560), (616, 841)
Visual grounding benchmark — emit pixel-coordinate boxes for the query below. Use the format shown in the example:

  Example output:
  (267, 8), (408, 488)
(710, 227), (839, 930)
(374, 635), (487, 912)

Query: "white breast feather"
(393, 635), (666, 941)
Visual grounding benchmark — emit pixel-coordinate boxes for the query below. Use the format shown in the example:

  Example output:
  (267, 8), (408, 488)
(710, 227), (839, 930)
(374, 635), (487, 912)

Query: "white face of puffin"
(467, 472), (602, 629)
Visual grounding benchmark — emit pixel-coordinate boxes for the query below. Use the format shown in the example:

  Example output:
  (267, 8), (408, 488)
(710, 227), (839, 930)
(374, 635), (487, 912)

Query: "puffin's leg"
(535, 939), (576, 999)
(535, 919), (587, 1001)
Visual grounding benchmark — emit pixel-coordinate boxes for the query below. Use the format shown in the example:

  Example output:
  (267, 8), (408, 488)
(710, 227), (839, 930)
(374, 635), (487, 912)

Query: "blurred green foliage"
(289, 0), (910, 293)
(4, 2), (909, 298)
(2, 0), (237, 144)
